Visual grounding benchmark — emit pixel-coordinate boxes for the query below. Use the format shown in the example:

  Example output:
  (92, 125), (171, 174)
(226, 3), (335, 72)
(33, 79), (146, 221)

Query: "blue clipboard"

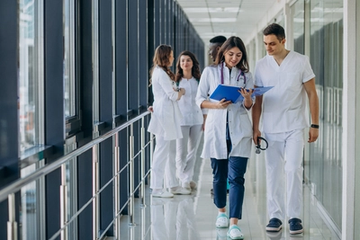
(209, 85), (273, 103)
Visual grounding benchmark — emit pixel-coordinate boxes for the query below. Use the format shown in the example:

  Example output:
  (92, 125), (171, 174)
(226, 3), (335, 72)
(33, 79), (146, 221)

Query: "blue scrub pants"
(211, 140), (248, 219)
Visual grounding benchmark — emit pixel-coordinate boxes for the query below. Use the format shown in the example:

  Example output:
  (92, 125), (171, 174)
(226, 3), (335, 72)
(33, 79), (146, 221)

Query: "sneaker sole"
(216, 224), (229, 228)
(172, 192), (191, 195)
(227, 235), (244, 240)
(290, 229), (303, 235)
(266, 225), (282, 232)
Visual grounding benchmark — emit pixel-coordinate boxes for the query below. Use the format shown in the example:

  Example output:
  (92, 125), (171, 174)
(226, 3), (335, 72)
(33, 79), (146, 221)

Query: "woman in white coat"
(148, 45), (191, 198)
(174, 51), (205, 191)
(195, 36), (254, 239)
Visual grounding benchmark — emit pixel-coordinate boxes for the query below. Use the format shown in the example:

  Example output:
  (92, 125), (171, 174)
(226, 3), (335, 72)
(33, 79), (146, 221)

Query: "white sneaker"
(227, 225), (244, 239)
(171, 186), (191, 195)
(215, 213), (229, 228)
(151, 190), (174, 198)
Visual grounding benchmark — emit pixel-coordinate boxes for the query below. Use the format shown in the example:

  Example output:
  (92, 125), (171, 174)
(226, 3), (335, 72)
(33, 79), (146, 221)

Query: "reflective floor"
(119, 137), (341, 240)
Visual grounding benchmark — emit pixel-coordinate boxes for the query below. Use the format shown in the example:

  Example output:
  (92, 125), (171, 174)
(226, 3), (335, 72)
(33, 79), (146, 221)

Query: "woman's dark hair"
(263, 23), (286, 42)
(214, 36), (249, 73)
(149, 44), (175, 83)
(175, 51), (201, 82)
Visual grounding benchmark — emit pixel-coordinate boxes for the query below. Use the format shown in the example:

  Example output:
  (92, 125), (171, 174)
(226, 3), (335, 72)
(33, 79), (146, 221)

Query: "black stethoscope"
(220, 62), (246, 86)
(255, 136), (268, 154)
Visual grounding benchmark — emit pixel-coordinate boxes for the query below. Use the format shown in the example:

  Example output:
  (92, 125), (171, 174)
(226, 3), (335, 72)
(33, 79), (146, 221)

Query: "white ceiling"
(175, 0), (278, 46)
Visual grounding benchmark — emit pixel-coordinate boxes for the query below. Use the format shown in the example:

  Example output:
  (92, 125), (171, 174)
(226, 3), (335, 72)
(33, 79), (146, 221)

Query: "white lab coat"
(148, 66), (183, 140)
(175, 77), (204, 184)
(254, 51), (315, 133)
(177, 77), (204, 126)
(195, 63), (254, 159)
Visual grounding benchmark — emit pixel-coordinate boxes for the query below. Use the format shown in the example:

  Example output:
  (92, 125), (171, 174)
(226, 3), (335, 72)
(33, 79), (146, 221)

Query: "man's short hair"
(209, 35), (227, 44)
(263, 23), (286, 41)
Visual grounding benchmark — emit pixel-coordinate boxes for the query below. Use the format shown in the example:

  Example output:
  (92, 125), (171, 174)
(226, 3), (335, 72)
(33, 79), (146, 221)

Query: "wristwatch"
(311, 124), (319, 129)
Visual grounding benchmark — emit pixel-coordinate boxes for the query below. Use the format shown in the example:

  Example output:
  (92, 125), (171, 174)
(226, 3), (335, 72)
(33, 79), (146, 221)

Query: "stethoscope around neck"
(220, 62), (246, 85)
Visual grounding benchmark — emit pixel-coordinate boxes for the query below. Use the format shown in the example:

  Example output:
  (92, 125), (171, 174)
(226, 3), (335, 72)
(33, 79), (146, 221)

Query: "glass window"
(64, 0), (76, 118)
(257, 31), (266, 59)
(20, 163), (45, 240)
(19, 0), (44, 154)
(274, 11), (285, 27)
(291, 1), (305, 54)
(20, 174), (37, 239)
(309, 0), (343, 231)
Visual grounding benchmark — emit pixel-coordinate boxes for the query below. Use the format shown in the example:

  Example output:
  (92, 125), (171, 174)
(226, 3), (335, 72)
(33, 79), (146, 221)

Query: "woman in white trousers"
(148, 45), (191, 198)
(174, 51), (206, 191)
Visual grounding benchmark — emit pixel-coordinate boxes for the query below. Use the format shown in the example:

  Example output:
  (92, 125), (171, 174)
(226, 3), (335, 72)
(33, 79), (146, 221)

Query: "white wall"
(342, 0), (357, 239)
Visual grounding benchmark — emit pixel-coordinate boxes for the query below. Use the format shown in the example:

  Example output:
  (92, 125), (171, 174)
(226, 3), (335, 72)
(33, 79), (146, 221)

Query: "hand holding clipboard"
(209, 85), (274, 103)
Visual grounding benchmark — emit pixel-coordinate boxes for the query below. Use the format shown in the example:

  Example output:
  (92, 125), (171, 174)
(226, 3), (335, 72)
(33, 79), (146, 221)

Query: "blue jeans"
(211, 141), (248, 219)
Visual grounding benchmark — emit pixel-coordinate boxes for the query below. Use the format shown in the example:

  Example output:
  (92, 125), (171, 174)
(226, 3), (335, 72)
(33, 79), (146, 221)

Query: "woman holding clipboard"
(195, 36), (254, 240)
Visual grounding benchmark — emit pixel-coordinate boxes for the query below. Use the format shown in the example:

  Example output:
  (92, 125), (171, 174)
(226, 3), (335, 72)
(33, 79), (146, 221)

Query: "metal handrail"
(0, 111), (150, 203)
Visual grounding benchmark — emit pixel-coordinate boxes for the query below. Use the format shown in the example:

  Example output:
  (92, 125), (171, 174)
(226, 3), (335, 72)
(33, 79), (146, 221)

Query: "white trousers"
(264, 129), (304, 221)
(175, 125), (202, 183)
(150, 135), (179, 189)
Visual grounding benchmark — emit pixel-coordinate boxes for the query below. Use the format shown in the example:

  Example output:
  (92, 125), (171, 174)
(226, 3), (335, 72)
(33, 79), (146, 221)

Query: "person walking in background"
(252, 23), (319, 235)
(148, 44), (191, 198)
(196, 36), (255, 240)
(174, 51), (205, 192)
(208, 35), (228, 195)
(209, 35), (227, 62)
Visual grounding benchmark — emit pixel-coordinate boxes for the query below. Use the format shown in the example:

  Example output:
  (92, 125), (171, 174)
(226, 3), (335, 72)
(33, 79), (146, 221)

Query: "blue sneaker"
(227, 225), (244, 239)
(266, 218), (282, 232)
(288, 218), (303, 234)
(215, 213), (229, 228)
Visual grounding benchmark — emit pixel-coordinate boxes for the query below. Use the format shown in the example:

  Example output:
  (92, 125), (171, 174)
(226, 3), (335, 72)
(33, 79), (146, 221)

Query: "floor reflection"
(119, 136), (341, 240)
(151, 196), (200, 240)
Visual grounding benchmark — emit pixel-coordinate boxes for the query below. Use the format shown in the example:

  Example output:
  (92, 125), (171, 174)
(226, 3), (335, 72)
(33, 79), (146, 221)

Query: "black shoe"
(266, 218), (282, 232)
(288, 218), (303, 235)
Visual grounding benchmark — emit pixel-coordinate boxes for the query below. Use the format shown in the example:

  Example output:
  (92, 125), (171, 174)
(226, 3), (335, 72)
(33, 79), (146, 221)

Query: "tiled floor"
(119, 137), (341, 240)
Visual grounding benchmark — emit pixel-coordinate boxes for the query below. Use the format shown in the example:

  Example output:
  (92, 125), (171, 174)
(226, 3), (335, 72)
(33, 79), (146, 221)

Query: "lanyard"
(220, 62), (246, 85)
